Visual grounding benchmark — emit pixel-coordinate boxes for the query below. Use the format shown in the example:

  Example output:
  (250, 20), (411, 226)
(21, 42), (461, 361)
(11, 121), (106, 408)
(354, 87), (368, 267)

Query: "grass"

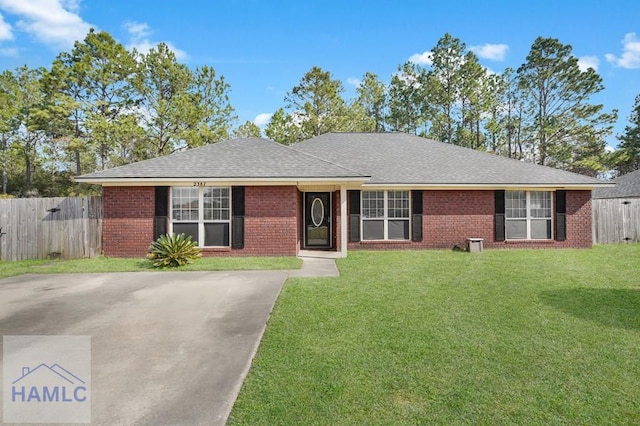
(229, 245), (640, 425)
(0, 255), (302, 279)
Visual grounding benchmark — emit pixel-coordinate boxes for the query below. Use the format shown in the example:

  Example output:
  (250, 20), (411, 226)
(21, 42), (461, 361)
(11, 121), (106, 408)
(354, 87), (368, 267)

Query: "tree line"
(1, 31), (639, 197)
(0, 29), (235, 197)
(266, 34), (635, 178)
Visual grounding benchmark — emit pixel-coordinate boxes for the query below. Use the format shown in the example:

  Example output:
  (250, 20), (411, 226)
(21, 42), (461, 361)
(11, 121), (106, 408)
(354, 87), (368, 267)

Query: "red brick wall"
(424, 190), (494, 249)
(103, 186), (155, 257)
(566, 190), (593, 247)
(103, 185), (300, 258)
(232, 185), (299, 256)
(102, 187), (593, 257)
(497, 190), (593, 249)
(348, 190), (593, 251)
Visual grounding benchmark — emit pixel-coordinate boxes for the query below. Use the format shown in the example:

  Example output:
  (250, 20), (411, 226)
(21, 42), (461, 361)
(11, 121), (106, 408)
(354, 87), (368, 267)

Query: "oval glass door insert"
(311, 197), (324, 227)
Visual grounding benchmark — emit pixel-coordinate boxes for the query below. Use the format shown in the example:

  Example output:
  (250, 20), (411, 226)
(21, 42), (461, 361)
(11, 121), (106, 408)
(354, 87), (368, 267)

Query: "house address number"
(193, 182), (206, 187)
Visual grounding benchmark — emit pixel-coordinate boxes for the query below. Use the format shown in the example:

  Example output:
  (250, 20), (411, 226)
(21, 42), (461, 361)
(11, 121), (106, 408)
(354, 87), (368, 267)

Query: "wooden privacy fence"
(0, 196), (103, 261)
(592, 198), (640, 244)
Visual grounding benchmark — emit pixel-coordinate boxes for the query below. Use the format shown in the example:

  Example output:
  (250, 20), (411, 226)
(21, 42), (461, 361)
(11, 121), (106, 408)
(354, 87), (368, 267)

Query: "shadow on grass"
(539, 288), (640, 330)
(134, 260), (155, 270)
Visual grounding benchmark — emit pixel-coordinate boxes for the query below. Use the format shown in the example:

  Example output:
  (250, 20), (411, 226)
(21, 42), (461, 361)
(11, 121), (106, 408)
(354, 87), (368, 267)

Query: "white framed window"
(361, 190), (410, 240)
(505, 191), (552, 240)
(171, 186), (231, 247)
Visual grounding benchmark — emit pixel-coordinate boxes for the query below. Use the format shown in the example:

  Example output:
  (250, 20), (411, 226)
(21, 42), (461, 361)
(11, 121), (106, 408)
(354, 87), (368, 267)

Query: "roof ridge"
(266, 137), (370, 176)
(284, 142), (369, 177)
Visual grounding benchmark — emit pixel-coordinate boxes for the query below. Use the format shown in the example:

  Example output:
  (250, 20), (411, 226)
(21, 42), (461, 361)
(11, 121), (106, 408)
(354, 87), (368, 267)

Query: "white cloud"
(124, 20), (188, 61)
(253, 113), (273, 127)
(123, 21), (150, 39)
(0, 13), (12, 40)
(470, 43), (509, 61)
(578, 55), (599, 71)
(606, 32), (640, 69)
(0, 0), (92, 49)
(346, 77), (361, 87)
(60, 0), (80, 13)
(605, 145), (615, 153)
(408, 51), (433, 65)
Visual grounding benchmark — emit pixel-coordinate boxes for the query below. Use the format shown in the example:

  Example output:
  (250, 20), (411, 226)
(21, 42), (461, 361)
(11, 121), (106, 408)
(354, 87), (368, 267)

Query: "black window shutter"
(411, 190), (423, 242)
(232, 186), (245, 249)
(154, 186), (169, 240)
(556, 190), (566, 241)
(495, 190), (505, 241)
(348, 190), (361, 242)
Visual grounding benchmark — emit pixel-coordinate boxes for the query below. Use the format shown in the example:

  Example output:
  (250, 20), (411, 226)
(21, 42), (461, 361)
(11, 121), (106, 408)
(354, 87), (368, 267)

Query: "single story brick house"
(76, 132), (610, 258)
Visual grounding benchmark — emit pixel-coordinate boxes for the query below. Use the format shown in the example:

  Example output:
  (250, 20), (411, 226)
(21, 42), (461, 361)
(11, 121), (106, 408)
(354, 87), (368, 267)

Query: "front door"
(304, 192), (332, 249)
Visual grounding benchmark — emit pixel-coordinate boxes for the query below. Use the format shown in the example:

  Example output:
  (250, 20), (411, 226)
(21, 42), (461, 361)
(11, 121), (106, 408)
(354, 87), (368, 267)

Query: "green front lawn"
(0, 256), (302, 279)
(230, 245), (640, 425)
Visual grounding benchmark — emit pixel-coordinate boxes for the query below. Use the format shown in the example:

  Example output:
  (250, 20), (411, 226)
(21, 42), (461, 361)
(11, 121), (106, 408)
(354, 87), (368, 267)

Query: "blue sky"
(0, 0), (639, 148)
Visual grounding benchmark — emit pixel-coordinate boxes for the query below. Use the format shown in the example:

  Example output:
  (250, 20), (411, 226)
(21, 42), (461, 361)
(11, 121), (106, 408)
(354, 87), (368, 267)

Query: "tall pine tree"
(517, 37), (617, 176)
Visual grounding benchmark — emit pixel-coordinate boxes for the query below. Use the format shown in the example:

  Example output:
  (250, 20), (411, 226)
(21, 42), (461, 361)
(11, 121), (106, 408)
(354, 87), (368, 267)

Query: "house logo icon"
(11, 363), (88, 403)
(3, 335), (91, 423)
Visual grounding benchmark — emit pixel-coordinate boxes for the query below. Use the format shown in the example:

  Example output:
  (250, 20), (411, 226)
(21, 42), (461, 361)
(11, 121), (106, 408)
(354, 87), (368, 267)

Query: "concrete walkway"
(289, 256), (340, 277)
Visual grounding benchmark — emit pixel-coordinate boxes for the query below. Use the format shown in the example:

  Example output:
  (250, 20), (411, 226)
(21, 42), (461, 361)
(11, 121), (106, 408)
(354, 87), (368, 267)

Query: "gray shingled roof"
(76, 137), (367, 180)
(78, 132), (610, 187)
(293, 132), (607, 186)
(593, 169), (640, 198)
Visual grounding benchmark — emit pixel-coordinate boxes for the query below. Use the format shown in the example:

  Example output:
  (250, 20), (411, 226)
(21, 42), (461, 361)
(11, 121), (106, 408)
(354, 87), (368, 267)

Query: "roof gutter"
(74, 176), (611, 191)
(360, 183), (614, 190)
(74, 176), (371, 186)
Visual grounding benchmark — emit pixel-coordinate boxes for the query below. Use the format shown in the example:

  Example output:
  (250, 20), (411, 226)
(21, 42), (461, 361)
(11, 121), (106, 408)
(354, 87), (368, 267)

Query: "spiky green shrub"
(148, 233), (202, 268)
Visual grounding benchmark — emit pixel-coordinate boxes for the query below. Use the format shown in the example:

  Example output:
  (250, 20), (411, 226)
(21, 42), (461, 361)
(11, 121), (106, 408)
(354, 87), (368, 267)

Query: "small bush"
(148, 233), (202, 268)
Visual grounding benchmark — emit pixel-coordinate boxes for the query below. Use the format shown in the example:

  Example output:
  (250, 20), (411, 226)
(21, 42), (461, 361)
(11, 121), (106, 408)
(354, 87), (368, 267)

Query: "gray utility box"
(467, 238), (484, 253)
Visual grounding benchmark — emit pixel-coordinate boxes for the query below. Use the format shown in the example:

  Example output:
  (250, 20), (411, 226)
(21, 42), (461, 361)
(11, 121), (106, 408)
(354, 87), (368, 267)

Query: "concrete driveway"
(0, 270), (288, 425)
